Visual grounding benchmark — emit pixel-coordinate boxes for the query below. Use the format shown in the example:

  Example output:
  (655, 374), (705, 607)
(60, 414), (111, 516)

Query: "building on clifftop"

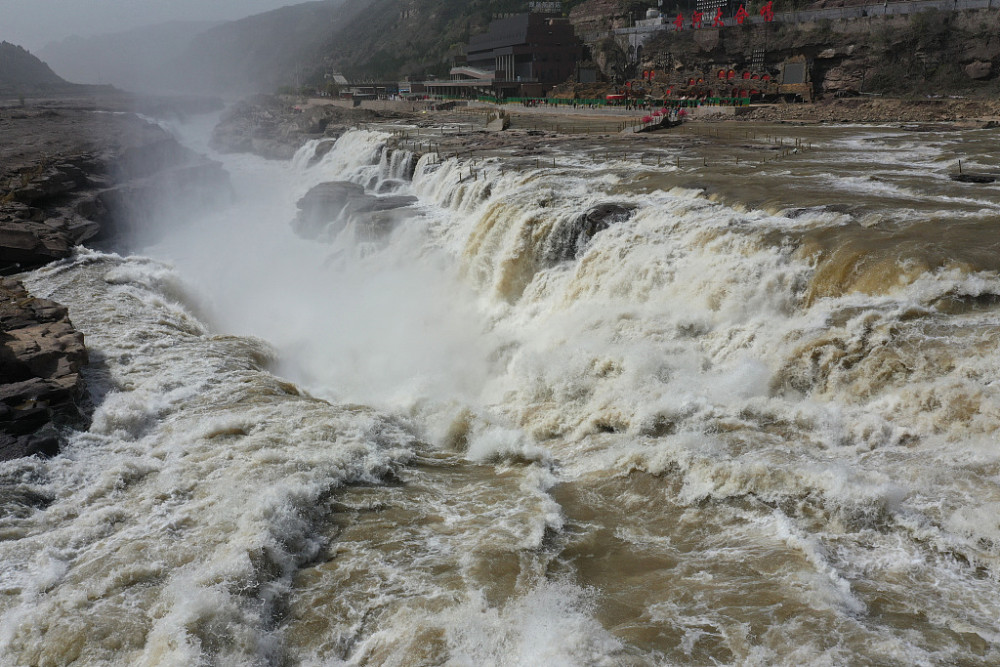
(426, 10), (584, 98)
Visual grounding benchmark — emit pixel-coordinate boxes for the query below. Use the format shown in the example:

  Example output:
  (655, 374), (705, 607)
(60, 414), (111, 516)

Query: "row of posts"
(370, 123), (820, 177)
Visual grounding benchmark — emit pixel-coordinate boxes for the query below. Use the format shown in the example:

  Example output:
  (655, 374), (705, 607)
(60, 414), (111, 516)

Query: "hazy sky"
(1, 0), (304, 51)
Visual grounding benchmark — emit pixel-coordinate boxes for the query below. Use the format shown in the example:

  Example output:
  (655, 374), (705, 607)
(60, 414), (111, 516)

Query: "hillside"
(312, 0), (653, 81)
(636, 7), (1000, 98)
(307, 0), (1000, 100)
(169, 0), (368, 94)
(0, 42), (67, 93)
(316, 0), (524, 80)
(37, 1), (370, 96)
(312, 0), (642, 81)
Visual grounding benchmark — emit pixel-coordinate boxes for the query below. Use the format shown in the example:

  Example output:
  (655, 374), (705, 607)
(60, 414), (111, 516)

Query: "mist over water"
(3, 114), (1000, 665)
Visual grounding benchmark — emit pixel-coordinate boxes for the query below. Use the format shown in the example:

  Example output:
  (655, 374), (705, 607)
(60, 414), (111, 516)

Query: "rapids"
(3, 115), (1000, 665)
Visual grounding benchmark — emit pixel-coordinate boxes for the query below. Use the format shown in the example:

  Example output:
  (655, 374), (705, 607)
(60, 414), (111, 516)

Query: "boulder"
(822, 64), (864, 95)
(964, 60), (992, 80)
(544, 202), (636, 263)
(292, 180), (416, 240)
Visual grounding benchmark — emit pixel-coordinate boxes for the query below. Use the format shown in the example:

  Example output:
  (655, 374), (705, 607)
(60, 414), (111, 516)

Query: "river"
(2, 114), (999, 665)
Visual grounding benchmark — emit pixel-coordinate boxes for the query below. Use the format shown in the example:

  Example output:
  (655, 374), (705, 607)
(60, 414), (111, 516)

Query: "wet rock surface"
(1, 104), (229, 273)
(0, 98), (229, 459)
(0, 277), (88, 461)
(544, 203), (637, 263)
(293, 180), (417, 241)
(211, 94), (414, 160)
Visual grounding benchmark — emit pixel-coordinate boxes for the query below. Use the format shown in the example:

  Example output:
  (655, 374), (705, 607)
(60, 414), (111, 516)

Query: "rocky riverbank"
(0, 99), (229, 461)
(211, 94), (416, 160)
(733, 97), (1000, 124)
(0, 277), (87, 460)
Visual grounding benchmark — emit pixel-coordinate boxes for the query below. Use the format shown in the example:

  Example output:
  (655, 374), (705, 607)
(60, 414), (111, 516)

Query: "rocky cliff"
(0, 101), (229, 460)
(637, 7), (1000, 98)
(1, 105), (229, 272)
(0, 278), (87, 460)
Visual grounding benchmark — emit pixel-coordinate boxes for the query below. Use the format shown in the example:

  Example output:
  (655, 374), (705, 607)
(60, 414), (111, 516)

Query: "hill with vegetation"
(0, 42), (68, 94)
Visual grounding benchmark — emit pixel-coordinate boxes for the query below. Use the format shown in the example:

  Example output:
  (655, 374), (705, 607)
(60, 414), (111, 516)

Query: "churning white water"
(3, 115), (1000, 665)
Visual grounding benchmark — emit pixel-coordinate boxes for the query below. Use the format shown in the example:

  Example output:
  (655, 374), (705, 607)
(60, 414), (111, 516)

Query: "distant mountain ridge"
(38, 0), (367, 96)
(169, 0), (364, 93)
(39, 22), (220, 92)
(0, 41), (67, 92)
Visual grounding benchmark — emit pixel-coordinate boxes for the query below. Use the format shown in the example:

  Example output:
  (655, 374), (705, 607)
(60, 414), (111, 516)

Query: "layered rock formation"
(638, 7), (1000, 99)
(0, 278), (87, 460)
(0, 101), (229, 460)
(1, 105), (228, 273)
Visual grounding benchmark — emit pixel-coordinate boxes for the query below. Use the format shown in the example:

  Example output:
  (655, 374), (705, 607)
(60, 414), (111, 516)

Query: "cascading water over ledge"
(3, 119), (1000, 666)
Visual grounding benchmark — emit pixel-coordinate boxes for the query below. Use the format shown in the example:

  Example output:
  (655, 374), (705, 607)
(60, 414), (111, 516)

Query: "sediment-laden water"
(3, 116), (1000, 666)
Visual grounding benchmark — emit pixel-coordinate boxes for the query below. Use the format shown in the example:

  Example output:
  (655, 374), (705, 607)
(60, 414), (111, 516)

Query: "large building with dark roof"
(467, 13), (582, 84)
(426, 12), (584, 98)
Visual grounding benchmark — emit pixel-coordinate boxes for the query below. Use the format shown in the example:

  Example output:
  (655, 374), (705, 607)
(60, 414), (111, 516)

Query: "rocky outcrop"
(293, 180), (417, 241)
(965, 60), (992, 80)
(211, 95), (405, 160)
(544, 203), (636, 263)
(0, 101), (229, 459)
(569, 0), (644, 38)
(212, 95), (413, 160)
(0, 277), (87, 461)
(0, 106), (229, 272)
(639, 8), (1000, 100)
